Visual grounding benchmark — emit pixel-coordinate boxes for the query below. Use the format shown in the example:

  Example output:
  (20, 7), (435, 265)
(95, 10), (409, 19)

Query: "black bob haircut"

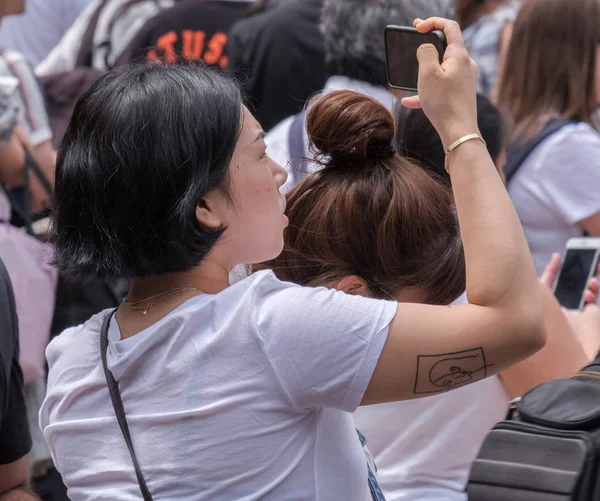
(394, 94), (505, 184)
(51, 63), (243, 280)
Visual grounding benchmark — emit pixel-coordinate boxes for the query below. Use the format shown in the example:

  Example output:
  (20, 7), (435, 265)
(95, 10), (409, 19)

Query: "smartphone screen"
(385, 27), (446, 91)
(554, 249), (598, 310)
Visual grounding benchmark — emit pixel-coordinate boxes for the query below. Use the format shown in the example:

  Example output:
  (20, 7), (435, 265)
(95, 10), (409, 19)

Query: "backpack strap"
(504, 120), (578, 185)
(100, 310), (154, 501)
(288, 111), (308, 185)
(75, 0), (111, 68)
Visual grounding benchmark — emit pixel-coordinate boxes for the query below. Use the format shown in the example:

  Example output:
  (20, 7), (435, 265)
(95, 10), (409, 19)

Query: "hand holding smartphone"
(385, 25), (447, 92)
(553, 238), (600, 312)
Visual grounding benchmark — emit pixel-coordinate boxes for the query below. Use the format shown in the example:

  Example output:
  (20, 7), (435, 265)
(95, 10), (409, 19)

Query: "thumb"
(416, 43), (441, 78)
(540, 252), (561, 288)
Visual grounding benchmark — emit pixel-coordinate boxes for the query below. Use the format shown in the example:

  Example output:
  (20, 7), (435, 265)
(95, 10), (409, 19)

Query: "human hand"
(566, 304), (600, 361)
(540, 252), (599, 304)
(401, 17), (479, 149)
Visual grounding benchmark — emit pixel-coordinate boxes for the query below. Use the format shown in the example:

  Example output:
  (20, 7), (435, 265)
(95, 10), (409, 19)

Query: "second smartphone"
(553, 237), (600, 312)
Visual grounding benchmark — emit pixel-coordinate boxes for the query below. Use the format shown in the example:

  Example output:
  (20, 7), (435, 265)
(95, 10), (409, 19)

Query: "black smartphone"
(553, 237), (600, 312)
(385, 26), (447, 92)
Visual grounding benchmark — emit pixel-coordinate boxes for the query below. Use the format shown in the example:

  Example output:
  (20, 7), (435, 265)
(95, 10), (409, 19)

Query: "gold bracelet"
(444, 133), (487, 173)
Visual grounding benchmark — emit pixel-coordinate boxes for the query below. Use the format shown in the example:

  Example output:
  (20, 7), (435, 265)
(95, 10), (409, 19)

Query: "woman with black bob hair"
(40, 18), (545, 501)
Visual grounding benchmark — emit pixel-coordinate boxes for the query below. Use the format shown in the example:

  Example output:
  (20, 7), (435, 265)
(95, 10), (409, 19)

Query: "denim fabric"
(357, 429), (387, 501)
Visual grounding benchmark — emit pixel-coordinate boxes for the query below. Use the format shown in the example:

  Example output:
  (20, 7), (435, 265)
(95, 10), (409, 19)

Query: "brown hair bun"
(306, 90), (395, 167)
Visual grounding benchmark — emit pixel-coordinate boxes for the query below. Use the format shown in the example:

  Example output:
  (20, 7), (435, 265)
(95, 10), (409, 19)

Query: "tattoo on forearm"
(413, 347), (494, 394)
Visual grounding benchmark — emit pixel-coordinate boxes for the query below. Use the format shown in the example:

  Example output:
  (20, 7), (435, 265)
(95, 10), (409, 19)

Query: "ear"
(195, 198), (223, 230)
(333, 275), (370, 297)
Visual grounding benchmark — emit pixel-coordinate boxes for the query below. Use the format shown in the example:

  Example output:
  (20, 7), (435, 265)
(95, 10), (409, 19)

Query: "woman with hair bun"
(40, 18), (544, 500)
(268, 89), (600, 500)
(265, 89), (509, 500)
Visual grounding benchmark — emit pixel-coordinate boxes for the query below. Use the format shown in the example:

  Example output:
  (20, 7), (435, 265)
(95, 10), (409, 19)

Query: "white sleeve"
(538, 126), (600, 225)
(35, 0), (101, 76)
(252, 272), (397, 412)
(0, 51), (52, 145)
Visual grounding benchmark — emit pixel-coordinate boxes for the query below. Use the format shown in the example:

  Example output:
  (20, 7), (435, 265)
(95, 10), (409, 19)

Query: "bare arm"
(0, 458), (38, 501)
(500, 282), (589, 399)
(13, 128), (55, 212)
(0, 133), (25, 186)
(363, 18), (545, 405)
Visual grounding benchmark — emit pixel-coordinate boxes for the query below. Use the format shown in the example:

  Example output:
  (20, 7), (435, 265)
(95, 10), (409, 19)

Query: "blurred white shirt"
(0, 0), (94, 67)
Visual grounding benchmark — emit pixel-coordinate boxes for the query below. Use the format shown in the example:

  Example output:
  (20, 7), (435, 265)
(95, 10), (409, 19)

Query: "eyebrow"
(253, 131), (266, 143)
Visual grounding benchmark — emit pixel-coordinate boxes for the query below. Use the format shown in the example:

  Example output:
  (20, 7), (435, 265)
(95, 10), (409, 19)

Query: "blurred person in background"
(458, 0), (520, 98)
(228, 0), (326, 131)
(0, 0), (94, 67)
(0, 256), (37, 501)
(127, 0), (256, 68)
(0, 80), (63, 501)
(0, 0), (55, 211)
(497, 0), (600, 275)
(35, 0), (174, 76)
(265, 0), (455, 191)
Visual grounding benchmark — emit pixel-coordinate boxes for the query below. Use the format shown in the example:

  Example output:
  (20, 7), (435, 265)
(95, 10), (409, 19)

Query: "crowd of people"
(0, 0), (600, 500)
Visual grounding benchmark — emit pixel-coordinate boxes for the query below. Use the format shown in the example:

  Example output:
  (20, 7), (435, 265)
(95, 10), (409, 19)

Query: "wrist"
(439, 123), (481, 150)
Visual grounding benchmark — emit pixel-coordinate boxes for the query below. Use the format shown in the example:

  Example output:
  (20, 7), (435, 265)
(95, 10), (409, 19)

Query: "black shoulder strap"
(100, 311), (154, 501)
(288, 111), (308, 185)
(504, 120), (578, 185)
(76, 0), (111, 68)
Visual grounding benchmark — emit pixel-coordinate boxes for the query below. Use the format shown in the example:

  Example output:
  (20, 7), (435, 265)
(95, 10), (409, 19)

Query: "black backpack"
(467, 354), (600, 500)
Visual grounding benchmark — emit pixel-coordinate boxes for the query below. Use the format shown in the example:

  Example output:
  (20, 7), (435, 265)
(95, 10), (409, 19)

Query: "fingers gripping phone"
(385, 26), (447, 92)
(553, 238), (600, 312)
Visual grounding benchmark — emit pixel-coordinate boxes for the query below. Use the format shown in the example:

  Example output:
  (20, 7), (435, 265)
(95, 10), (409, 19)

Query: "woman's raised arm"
(363, 18), (545, 405)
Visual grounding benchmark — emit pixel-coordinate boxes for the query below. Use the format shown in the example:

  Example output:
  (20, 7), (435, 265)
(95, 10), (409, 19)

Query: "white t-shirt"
(508, 122), (600, 274)
(354, 379), (508, 501)
(40, 270), (397, 501)
(353, 293), (510, 501)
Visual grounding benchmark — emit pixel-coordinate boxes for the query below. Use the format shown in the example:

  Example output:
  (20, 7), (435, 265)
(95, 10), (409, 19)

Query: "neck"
(126, 259), (230, 302)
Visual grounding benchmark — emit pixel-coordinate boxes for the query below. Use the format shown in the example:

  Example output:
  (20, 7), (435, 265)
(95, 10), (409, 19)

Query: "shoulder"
(540, 122), (600, 159)
(45, 311), (108, 369)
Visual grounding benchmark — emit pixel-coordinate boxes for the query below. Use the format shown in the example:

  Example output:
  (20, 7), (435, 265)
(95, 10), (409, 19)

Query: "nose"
(273, 160), (288, 189)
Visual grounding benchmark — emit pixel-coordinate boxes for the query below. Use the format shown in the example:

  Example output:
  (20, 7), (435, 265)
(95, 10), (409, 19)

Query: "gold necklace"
(123, 287), (202, 315)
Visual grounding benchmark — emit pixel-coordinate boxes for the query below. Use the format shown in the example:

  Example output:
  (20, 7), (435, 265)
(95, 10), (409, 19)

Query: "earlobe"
(334, 275), (370, 297)
(196, 199), (222, 230)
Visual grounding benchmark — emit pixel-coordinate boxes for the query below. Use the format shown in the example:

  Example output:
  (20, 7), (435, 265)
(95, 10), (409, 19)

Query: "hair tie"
(366, 142), (396, 159)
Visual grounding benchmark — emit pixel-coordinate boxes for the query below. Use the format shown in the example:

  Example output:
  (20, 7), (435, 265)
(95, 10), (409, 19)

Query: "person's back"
(42, 273), (388, 500)
(228, 0), (326, 131)
(126, 0), (254, 68)
(35, 0), (174, 76)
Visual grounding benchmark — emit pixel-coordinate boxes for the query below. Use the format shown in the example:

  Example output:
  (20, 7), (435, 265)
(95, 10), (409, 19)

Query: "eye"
(261, 146), (268, 159)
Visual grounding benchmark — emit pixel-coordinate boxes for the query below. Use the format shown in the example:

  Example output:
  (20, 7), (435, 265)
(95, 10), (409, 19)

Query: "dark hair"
(52, 63), (242, 280)
(394, 94), (505, 184)
(455, 0), (485, 29)
(497, 0), (600, 139)
(320, 0), (455, 87)
(266, 90), (465, 305)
